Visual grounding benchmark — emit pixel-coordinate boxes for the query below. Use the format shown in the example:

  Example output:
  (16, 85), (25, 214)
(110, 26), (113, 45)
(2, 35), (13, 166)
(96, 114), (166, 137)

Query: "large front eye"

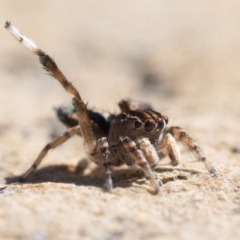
(144, 120), (155, 132)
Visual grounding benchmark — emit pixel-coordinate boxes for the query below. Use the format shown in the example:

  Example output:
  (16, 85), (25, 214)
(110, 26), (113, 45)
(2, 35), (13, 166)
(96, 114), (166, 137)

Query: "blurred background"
(1, 1), (240, 114)
(1, 1), (240, 162)
(1, 0), (240, 187)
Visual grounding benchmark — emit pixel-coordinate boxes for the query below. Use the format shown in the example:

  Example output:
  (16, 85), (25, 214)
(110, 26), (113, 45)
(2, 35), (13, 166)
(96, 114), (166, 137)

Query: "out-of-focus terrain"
(0, 1), (240, 239)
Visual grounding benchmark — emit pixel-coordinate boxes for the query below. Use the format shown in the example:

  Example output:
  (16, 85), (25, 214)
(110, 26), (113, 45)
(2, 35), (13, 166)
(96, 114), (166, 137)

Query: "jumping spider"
(5, 21), (216, 194)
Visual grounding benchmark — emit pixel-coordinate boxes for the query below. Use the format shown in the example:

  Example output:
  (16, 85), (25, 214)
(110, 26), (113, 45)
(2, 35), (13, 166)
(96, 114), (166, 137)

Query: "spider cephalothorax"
(5, 21), (216, 194)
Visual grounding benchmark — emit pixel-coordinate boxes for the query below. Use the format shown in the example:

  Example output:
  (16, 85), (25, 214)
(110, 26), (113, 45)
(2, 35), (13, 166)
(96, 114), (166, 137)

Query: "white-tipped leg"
(5, 21), (81, 100)
(5, 21), (38, 52)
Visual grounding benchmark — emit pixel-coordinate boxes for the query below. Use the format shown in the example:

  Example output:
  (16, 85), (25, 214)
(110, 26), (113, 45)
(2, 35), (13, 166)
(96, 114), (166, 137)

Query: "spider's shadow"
(6, 164), (103, 188)
(5, 164), (147, 189)
(5, 164), (198, 190)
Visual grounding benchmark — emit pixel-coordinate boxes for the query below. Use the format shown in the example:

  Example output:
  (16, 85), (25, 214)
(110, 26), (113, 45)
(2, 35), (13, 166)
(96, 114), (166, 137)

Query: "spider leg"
(95, 137), (113, 191)
(104, 163), (113, 191)
(120, 137), (160, 194)
(168, 126), (216, 175)
(21, 126), (80, 180)
(6, 22), (112, 190)
(5, 22), (99, 158)
(137, 138), (160, 168)
(5, 22), (81, 101)
(72, 98), (98, 156)
(158, 133), (181, 166)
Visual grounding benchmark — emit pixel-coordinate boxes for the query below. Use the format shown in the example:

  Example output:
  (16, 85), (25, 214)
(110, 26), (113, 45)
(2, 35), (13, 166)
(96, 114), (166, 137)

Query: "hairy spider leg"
(158, 133), (181, 166)
(120, 136), (160, 194)
(5, 21), (114, 188)
(137, 138), (160, 167)
(5, 21), (97, 155)
(21, 126), (80, 179)
(96, 137), (113, 191)
(168, 126), (216, 175)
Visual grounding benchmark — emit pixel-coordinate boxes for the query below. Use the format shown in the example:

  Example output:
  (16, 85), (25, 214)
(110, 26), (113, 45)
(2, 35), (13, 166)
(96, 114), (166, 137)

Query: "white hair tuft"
(5, 21), (38, 52)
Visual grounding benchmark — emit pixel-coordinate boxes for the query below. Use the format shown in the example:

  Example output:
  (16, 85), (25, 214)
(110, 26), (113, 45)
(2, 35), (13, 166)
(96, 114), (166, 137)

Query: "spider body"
(5, 21), (216, 194)
(56, 103), (167, 168)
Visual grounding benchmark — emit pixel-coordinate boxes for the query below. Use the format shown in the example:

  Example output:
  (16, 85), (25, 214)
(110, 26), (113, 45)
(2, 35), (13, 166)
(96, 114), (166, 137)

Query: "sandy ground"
(1, 1), (240, 239)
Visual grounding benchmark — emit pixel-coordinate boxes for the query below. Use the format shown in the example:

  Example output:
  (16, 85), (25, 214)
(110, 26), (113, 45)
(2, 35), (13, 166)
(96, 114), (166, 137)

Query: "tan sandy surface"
(1, 1), (240, 240)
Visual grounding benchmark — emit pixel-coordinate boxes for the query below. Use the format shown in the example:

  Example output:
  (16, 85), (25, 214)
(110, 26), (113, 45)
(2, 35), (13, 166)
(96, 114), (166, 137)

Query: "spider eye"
(157, 119), (164, 129)
(144, 120), (155, 132)
(165, 118), (168, 124)
(134, 120), (142, 128)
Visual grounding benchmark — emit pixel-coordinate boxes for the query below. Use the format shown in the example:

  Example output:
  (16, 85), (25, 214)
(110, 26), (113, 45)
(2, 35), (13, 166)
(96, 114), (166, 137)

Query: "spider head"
(111, 109), (168, 141)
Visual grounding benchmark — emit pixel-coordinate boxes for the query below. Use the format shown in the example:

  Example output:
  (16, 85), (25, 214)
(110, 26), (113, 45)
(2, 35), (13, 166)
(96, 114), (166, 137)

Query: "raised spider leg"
(168, 126), (216, 175)
(5, 21), (81, 101)
(120, 137), (160, 194)
(158, 133), (181, 166)
(5, 22), (112, 187)
(5, 22), (96, 152)
(21, 126), (80, 180)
